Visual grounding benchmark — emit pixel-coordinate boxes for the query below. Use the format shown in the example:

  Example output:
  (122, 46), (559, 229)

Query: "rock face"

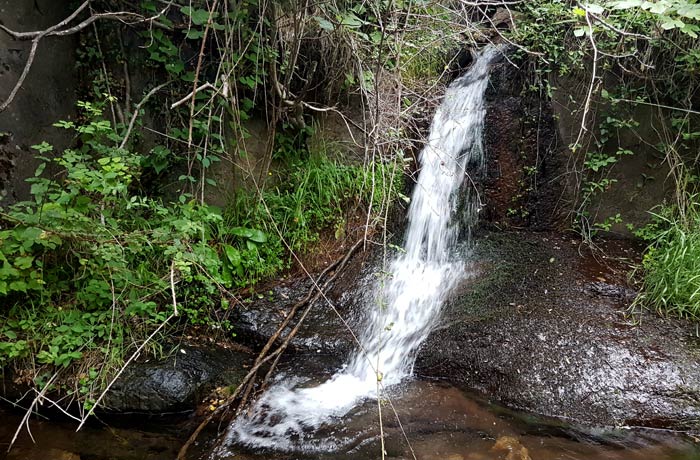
(103, 344), (250, 412)
(227, 245), (377, 364)
(415, 231), (700, 431)
(481, 53), (566, 230)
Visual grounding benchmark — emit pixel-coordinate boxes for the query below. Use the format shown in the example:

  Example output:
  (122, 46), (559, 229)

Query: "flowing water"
(221, 46), (503, 454)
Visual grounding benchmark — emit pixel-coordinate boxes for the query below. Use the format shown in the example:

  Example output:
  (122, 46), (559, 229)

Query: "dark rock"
(415, 231), (700, 431)
(0, 1), (79, 205)
(481, 51), (566, 230)
(7, 447), (81, 460)
(227, 248), (377, 363)
(103, 344), (250, 412)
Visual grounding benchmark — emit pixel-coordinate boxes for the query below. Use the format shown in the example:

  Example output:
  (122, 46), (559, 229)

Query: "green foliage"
(0, 102), (246, 377)
(634, 201), (700, 319)
(0, 96), (402, 402)
(228, 151), (402, 255)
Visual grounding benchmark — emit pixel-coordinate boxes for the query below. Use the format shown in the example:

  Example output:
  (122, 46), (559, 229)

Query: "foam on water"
(223, 45), (502, 453)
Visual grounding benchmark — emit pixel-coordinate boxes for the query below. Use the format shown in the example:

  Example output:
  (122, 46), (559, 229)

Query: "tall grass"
(636, 201), (700, 320)
(226, 152), (402, 254)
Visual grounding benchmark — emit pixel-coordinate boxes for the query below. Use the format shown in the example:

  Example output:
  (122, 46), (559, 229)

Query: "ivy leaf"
(610, 0), (644, 9)
(680, 23), (698, 38)
(678, 5), (700, 20)
(585, 3), (605, 14)
(314, 16), (334, 31)
(14, 256), (34, 270)
(339, 13), (363, 28)
(247, 229), (267, 243)
(185, 8), (211, 26)
(185, 29), (204, 40)
(661, 17), (685, 30)
(222, 244), (241, 267)
(644, 2), (670, 14)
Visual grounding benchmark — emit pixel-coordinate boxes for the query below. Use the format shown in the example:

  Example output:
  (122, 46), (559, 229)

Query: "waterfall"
(221, 45), (501, 453)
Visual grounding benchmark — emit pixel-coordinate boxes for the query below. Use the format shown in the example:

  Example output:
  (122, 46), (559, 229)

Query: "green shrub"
(227, 152), (402, 254)
(0, 100), (402, 406)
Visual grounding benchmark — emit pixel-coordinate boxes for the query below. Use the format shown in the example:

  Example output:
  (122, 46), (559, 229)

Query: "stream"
(2, 381), (699, 460)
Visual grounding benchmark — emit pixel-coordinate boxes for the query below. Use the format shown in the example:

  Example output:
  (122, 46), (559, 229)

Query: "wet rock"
(415, 231), (700, 432)
(7, 448), (80, 460)
(227, 249), (376, 363)
(482, 52), (566, 230)
(103, 344), (250, 412)
(492, 436), (531, 460)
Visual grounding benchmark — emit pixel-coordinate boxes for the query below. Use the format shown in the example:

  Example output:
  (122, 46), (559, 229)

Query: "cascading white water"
(222, 45), (501, 453)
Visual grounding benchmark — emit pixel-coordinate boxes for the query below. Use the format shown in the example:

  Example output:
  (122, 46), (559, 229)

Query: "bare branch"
(119, 81), (171, 149)
(170, 82), (215, 109)
(572, 8), (600, 152)
(0, 2), (171, 113)
(0, 1), (89, 40)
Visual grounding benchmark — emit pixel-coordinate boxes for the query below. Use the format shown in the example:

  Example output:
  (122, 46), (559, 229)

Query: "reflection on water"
(1, 380), (698, 460)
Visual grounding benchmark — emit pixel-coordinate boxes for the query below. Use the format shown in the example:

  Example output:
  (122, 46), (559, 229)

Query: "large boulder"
(415, 231), (700, 431)
(103, 344), (250, 412)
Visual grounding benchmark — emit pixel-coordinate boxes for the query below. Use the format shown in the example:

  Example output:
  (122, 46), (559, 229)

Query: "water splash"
(222, 45), (502, 453)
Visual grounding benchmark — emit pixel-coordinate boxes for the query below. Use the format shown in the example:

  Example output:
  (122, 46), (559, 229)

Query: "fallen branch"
(176, 238), (363, 460)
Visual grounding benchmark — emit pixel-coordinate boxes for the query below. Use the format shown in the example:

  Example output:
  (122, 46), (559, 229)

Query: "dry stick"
(572, 9), (600, 153)
(259, 238), (365, 389)
(237, 246), (350, 408)
(171, 82), (215, 109)
(119, 81), (171, 149)
(211, 240), (364, 455)
(177, 239), (362, 460)
(187, 0), (220, 148)
(170, 260), (180, 316)
(7, 373), (59, 452)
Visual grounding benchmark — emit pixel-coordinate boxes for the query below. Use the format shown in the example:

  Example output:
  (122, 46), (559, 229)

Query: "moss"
(451, 231), (554, 321)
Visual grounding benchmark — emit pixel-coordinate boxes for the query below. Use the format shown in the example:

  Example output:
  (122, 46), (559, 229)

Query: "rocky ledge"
(415, 231), (700, 431)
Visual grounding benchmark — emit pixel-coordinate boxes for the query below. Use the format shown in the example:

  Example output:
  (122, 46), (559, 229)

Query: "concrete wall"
(0, 0), (78, 204)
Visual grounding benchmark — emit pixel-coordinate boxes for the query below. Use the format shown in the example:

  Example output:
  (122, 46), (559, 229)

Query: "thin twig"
(187, 0), (220, 147)
(76, 313), (176, 431)
(571, 8), (600, 152)
(8, 373), (59, 452)
(119, 81), (171, 149)
(170, 260), (179, 316)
